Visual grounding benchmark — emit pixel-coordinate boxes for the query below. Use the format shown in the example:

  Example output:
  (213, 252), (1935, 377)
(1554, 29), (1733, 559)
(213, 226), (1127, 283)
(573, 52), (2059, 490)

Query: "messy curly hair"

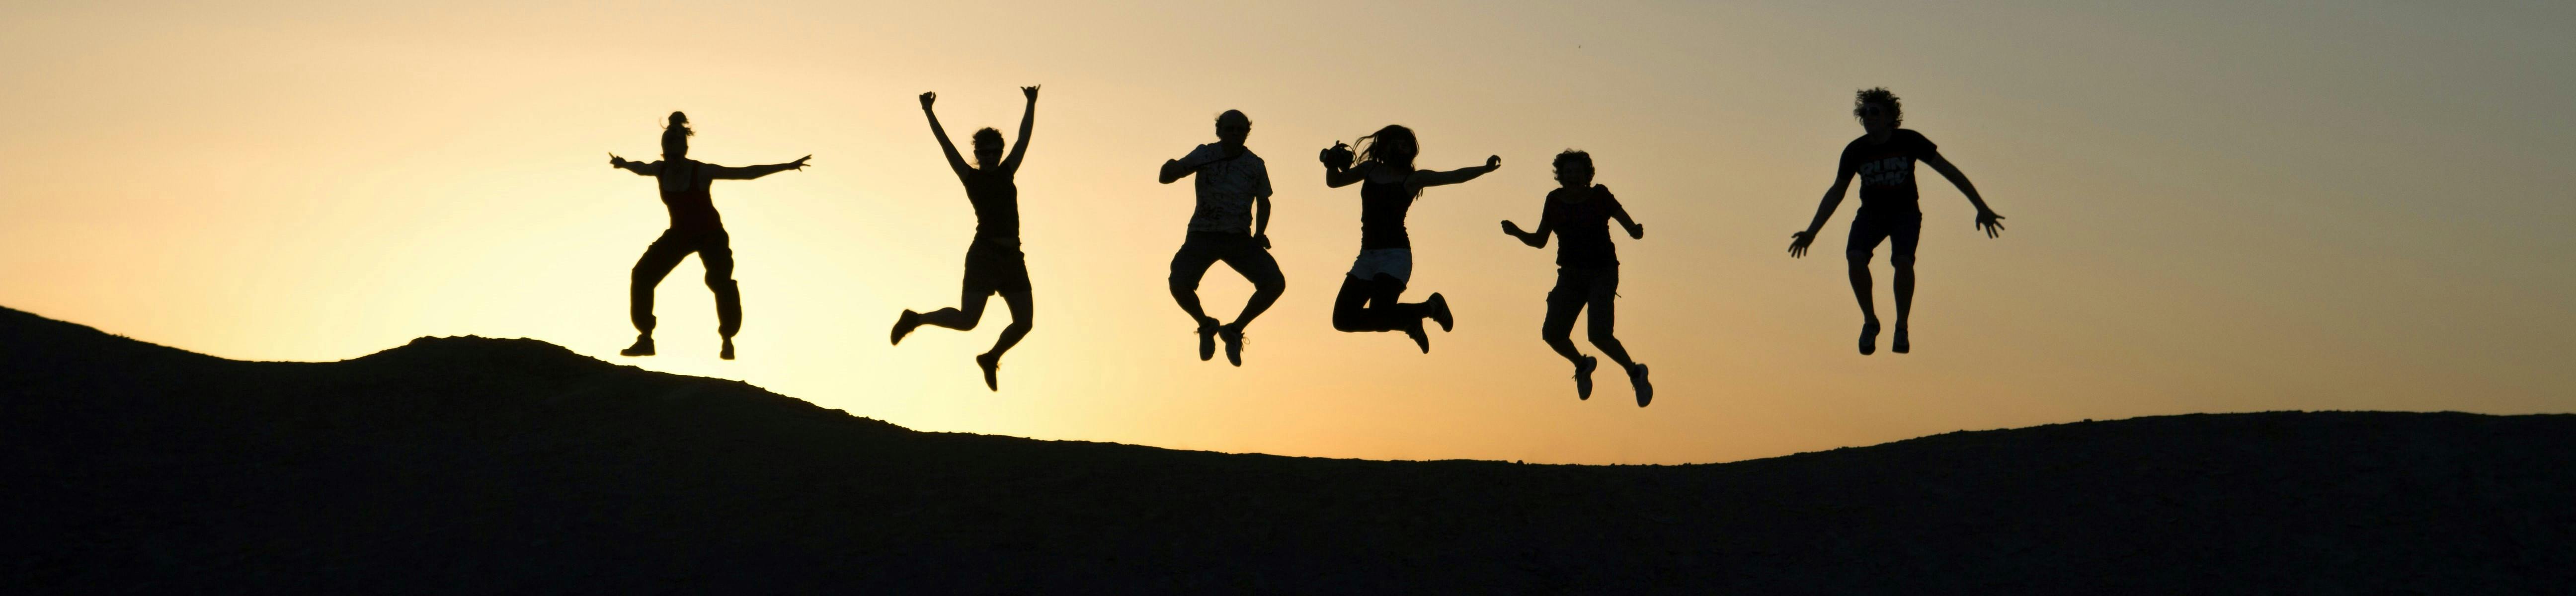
(1852, 87), (1902, 127)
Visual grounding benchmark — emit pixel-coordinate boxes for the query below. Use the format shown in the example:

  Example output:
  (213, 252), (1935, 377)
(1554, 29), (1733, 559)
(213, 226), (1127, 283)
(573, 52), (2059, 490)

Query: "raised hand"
(1021, 85), (1041, 101)
(919, 92), (937, 109)
(609, 152), (626, 168)
(1501, 220), (1527, 236)
(1485, 155), (1502, 168)
(787, 155), (813, 170)
(1787, 230), (1817, 258)
(1319, 142), (1352, 167)
(1975, 210), (2007, 238)
(1626, 223), (1646, 239)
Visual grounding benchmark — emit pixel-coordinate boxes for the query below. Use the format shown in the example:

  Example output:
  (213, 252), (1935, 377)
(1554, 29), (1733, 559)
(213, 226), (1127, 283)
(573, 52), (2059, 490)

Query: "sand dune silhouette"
(3, 305), (2567, 594)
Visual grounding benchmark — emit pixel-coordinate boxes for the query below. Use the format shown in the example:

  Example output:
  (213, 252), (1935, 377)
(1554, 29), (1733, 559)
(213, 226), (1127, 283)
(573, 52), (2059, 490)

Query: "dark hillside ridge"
(3, 306), (2569, 594)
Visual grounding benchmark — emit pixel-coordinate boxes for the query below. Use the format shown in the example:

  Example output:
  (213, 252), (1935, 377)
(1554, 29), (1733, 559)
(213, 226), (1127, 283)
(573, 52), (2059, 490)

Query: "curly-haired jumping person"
(1787, 88), (2006, 355)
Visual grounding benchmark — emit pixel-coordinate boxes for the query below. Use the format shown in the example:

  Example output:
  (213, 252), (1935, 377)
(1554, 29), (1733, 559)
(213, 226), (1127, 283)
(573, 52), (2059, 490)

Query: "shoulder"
(1898, 129), (1937, 149)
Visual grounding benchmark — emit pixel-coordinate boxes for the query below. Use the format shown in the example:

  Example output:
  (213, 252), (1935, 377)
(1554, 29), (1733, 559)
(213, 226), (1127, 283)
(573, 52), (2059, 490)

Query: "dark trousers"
(630, 228), (739, 338)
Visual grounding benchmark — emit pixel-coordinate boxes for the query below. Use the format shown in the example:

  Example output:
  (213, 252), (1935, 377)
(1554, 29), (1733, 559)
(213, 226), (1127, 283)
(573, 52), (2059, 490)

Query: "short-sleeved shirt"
(1839, 129), (1939, 215)
(1542, 185), (1626, 268)
(1358, 168), (1415, 250)
(959, 166), (1019, 240)
(1179, 144), (1272, 233)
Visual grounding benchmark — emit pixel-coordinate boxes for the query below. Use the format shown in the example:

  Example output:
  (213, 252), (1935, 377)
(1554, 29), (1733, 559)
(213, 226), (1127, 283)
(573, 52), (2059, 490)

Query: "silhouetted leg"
(921, 246), (1003, 331)
(1168, 243), (1220, 326)
(1541, 274), (1586, 364)
(1585, 272), (1636, 371)
(629, 233), (693, 337)
(1331, 275), (1379, 332)
(986, 287), (1035, 359)
(1221, 245), (1287, 327)
(919, 288), (993, 331)
(1848, 217), (1892, 355)
(1890, 217), (1921, 353)
(702, 238), (740, 338)
(1844, 248), (1878, 324)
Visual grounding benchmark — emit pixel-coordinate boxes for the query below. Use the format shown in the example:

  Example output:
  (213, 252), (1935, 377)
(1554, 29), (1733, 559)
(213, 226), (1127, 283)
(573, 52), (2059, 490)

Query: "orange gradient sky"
(4, 1), (2570, 463)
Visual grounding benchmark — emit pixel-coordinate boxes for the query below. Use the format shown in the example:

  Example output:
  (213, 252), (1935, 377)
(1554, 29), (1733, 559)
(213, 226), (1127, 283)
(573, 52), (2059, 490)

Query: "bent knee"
(1845, 248), (1874, 264)
(1890, 253), (1917, 268)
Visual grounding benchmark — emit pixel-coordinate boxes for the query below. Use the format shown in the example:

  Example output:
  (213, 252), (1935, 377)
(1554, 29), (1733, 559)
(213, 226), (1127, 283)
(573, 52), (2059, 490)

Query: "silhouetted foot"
(720, 337), (735, 360)
(1892, 325), (1910, 354)
(1402, 320), (1431, 354)
(619, 335), (655, 357)
(1573, 355), (1598, 400)
(1858, 320), (1880, 356)
(1196, 317), (1219, 361)
(1426, 293), (1454, 332)
(891, 310), (921, 345)
(1218, 323), (1246, 367)
(1628, 363), (1653, 407)
(975, 352), (1000, 391)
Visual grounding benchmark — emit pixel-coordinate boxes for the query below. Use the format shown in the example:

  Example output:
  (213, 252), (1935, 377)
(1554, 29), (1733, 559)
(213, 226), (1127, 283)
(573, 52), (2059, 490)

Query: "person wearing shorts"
(1158, 110), (1284, 366)
(1318, 124), (1500, 353)
(1503, 149), (1652, 406)
(891, 86), (1041, 390)
(1788, 87), (2007, 355)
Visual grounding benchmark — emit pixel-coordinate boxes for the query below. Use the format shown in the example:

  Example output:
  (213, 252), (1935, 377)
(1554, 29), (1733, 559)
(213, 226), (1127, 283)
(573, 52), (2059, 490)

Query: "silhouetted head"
(1553, 149), (1594, 189)
(661, 112), (694, 159)
(1853, 87), (1901, 136)
(1214, 110), (1251, 150)
(1355, 125), (1417, 172)
(971, 127), (1004, 169)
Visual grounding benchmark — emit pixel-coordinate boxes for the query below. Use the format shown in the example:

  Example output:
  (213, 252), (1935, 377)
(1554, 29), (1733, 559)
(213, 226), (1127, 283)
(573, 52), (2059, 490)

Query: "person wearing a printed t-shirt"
(1158, 110), (1284, 367)
(890, 86), (1041, 391)
(1502, 150), (1654, 406)
(1787, 87), (2006, 355)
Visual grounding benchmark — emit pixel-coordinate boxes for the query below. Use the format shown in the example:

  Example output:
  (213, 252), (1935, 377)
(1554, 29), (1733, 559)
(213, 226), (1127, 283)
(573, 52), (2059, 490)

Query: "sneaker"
(891, 310), (921, 345)
(1858, 320), (1880, 356)
(719, 337), (735, 360)
(1629, 363), (1653, 408)
(1891, 325), (1910, 354)
(1196, 318), (1219, 361)
(1426, 293), (1454, 332)
(619, 335), (655, 357)
(1573, 355), (1598, 400)
(975, 353), (1001, 391)
(1402, 320), (1431, 354)
(1218, 323), (1246, 367)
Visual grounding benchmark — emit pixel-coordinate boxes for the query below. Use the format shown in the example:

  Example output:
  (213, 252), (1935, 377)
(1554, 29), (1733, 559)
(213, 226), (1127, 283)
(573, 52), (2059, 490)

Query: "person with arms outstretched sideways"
(1158, 110), (1285, 366)
(1318, 125), (1499, 353)
(1787, 87), (2005, 355)
(1502, 150), (1652, 406)
(890, 86), (1041, 390)
(608, 111), (811, 360)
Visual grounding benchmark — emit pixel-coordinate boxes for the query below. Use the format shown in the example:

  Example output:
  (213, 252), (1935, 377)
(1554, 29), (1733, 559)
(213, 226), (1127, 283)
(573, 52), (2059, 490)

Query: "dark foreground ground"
(2, 306), (2570, 594)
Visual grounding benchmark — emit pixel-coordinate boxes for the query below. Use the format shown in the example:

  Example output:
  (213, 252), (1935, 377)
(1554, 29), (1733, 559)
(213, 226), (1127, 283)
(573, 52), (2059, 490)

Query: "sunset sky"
(4, 0), (2569, 464)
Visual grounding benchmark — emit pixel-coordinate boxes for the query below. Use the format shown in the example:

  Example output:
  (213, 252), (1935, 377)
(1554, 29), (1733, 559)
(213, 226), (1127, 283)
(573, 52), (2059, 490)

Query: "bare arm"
(708, 155), (813, 180)
(1787, 166), (1855, 258)
(1920, 150), (2006, 237)
(1324, 159), (1371, 188)
(920, 92), (971, 177)
(1604, 186), (1644, 239)
(1501, 216), (1550, 248)
(610, 153), (662, 176)
(1158, 159), (1193, 184)
(1000, 85), (1039, 173)
(1406, 155), (1502, 190)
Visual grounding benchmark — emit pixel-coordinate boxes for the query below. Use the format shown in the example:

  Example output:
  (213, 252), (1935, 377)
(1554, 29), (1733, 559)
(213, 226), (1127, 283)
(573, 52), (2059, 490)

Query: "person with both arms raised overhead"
(1787, 87), (2006, 355)
(890, 86), (1041, 391)
(607, 111), (810, 360)
(1318, 125), (1499, 353)
(1502, 149), (1653, 406)
(1158, 110), (1285, 366)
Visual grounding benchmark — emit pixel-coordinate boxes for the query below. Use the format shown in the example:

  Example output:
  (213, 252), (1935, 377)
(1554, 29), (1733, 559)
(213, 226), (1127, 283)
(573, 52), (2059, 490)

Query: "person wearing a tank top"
(607, 111), (811, 360)
(1502, 150), (1653, 406)
(1787, 88), (2007, 355)
(1317, 125), (1500, 353)
(891, 86), (1041, 391)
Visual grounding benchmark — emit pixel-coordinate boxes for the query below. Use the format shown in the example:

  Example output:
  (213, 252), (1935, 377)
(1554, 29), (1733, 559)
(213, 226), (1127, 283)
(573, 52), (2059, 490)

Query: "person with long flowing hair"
(1317, 125), (1498, 353)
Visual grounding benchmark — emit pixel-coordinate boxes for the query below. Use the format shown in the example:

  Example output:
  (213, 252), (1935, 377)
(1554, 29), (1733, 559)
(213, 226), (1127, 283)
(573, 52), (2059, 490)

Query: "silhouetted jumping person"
(1318, 125), (1499, 353)
(1787, 88), (2005, 355)
(1502, 150), (1652, 406)
(1159, 110), (1284, 366)
(607, 111), (811, 360)
(890, 87), (1040, 390)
